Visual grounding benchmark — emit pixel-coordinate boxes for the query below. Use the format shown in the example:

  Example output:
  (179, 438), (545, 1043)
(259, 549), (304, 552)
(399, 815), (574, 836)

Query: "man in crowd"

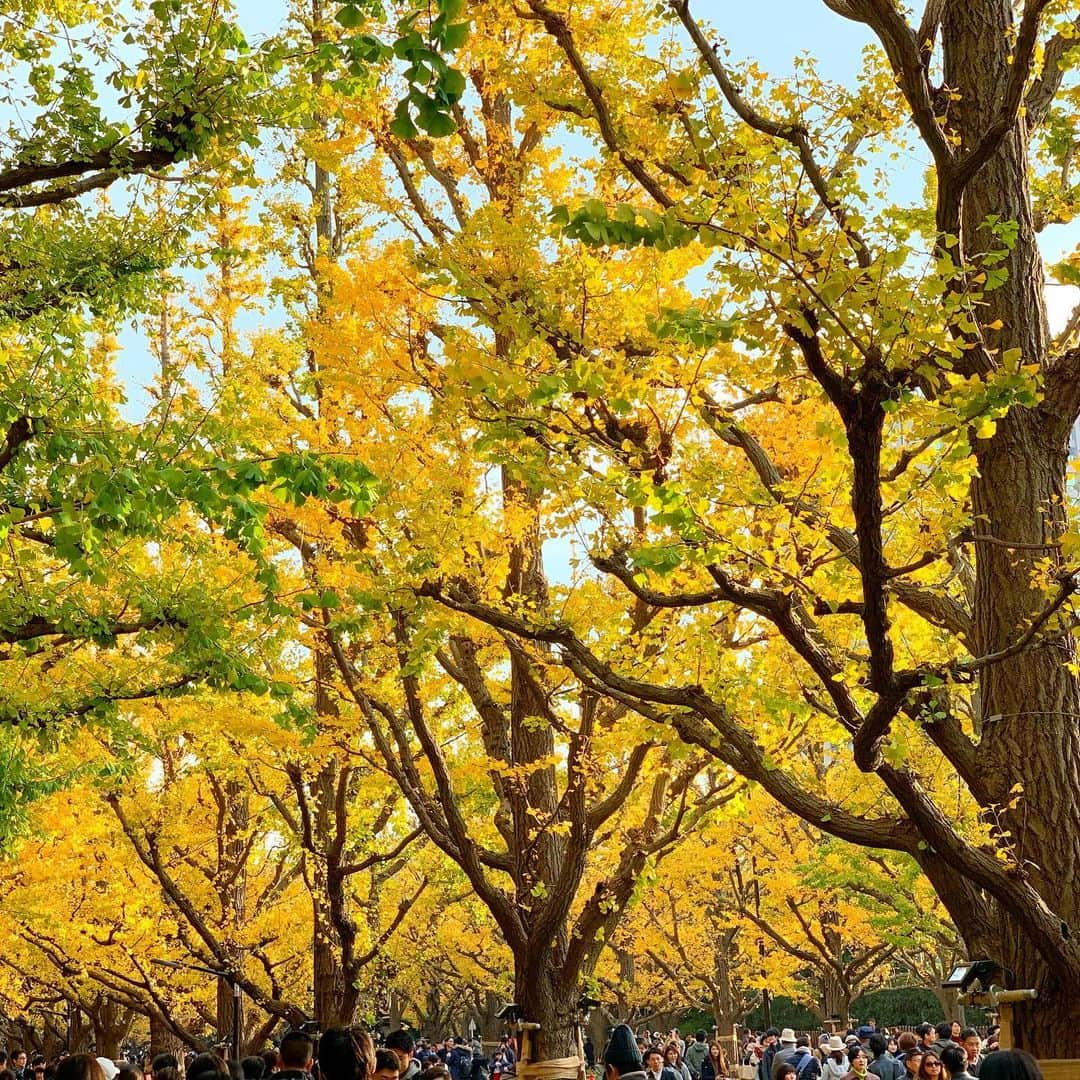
(643, 1048), (678, 1080)
(958, 1029), (982, 1076)
(773, 1031), (798, 1072)
(683, 1033), (707, 1080)
(788, 1037), (820, 1080)
(756, 1030), (779, 1080)
(939, 1047), (975, 1080)
(866, 1035), (902, 1080)
(11, 1048), (27, 1080)
(275, 1032), (315, 1080)
(387, 1032), (421, 1080)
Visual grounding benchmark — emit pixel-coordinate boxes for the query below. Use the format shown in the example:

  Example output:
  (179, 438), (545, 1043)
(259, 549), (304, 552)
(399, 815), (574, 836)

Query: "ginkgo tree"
(402, 0), (1080, 1059)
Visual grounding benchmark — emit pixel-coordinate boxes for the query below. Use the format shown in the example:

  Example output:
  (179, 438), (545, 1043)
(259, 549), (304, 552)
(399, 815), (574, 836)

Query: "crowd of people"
(0, 1018), (1046, 1080)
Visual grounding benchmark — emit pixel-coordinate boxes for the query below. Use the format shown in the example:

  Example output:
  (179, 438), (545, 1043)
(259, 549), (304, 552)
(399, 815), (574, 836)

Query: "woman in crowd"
(842, 1047), (868, 1080)
(916, 1054), (942, 1080)
(55, 1059), (107, 1080)
(699, 1040), (729, 1080)
(319, 1030), (375, 1080)
(663, 1045), (690, 1080)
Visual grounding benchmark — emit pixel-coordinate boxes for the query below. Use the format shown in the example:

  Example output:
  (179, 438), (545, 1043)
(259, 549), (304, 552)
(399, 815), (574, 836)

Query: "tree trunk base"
(1036, 1063), (1080, 1080)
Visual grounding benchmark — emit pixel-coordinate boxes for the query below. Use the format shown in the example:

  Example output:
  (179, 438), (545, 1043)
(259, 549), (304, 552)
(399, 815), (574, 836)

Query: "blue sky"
(113, 0), (1076, 414)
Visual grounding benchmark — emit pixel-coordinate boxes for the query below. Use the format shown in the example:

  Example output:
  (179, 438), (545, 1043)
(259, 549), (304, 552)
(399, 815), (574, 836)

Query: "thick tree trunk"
(938, 0), (1080, 1058)
(150, 1011), (188, 1070)
(515, 965), (579, 1063)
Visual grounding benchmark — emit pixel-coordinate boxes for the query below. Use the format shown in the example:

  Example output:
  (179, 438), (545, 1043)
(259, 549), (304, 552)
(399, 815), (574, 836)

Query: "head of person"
(825, 1038), (845, 1063)
(373, 1053), (398, 1080)
(847, 1047), (868, 1076)
(603, 1026), (644, 1080)
(958, 1031), (979, 1064)
(385, 1033), (414, 1075)
(794, 1038), (809, 1052)
(771, 1065), (794, 1080)
(319, 1030), (373, 1080)
(117, 1068), (141, 1080)
(934, 1025), (952, 1044)
(949, 1023), (961, 1041)
(916, 1026), (934, 1049)
(12, 1053), (27, 1073)
(707, 1043), (724, 1065)
(694, 1033), (706, 1046)
(417, 1069), (449, 1080)
(917, 1054), (942, 1080)
(897, 1034), (917, 1055)
(280, 1034), (314, 1074)
(902, 1051), (923, 1077)
(261, 1051), (279, 1077)
(151, 1058), (178, 1079)
(663, 1046), (679, 1067)
(763, 1030), (778, 1048)
(644, 1050), (663, 1076)
(940, 1048), (968, 1076)
(977, 1051), (1042, 1080)
(156, 1069), (180, 1080)
(241, 1059), (266, 1080)
(0, 1071), (16, 1080)
(187, 1056), (230, 1080)
(867, 1035), (887, 1060)
(55, 1058), (107, 1080)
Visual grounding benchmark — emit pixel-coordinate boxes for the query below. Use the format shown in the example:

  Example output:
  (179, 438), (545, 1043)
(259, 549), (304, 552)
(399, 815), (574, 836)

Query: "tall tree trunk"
(943, 0), (1080, 1056)
(150, 1011), (188, 1071)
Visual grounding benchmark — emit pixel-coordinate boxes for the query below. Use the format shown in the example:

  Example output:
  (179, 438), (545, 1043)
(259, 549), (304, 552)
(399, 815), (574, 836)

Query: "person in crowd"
(684, 1034), (708, 1080)
(275, 1035), (314, 1080)
(928, 1030), (956, 1064)
(187, 1056), (230, 1080)
(975, 1053), (1040, 1080)
(663, 1044), (690, 1080)
(11, 1050), (28, 1080)
(386, 1033), (419, 1080)
(418, 1069), (449, 1080)
(117, 1067), (141, 1080)
(448, 1042), (470, 1080)
(643, 1049), (678, 1080)
(773, 1033), (798, 1073)
(915, 1031), (934, 1057)
(699, 1040), (728, 1080)
(321, 1030), (375, 1080)
(757, 1033), (780, 1080)
(602, 1025), (646, 1080)
(842, 1048), (868, 1080)
(938, 1047), (973, 1080)
(899, 1050), (922, 1080)
(820, 1039), (847, 1080)
(916, 1054), (942, 1080)
(151, 1058), (178, 1080)
(55, 1059), (106, 1080)
(956, 1032), (980, 1078)
(947, 1028), (961, 1046)
(771, 1064), (796, 1080)
(373, 1052), (399, 1080)
(242, 1058), (266, 1080)
(787, 1038), (819, 1080)
(866, 1035), (902, 1080)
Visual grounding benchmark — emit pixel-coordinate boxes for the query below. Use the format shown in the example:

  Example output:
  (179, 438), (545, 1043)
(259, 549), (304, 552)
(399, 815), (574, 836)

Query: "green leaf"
(389, 98), (419, 139)
(336, 4), (364, 28)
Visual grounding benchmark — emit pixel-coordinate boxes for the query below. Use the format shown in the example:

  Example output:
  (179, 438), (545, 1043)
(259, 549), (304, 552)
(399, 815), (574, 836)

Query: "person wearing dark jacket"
(788, 1039), (820, 1080)
(866, 1036), (903, 1080)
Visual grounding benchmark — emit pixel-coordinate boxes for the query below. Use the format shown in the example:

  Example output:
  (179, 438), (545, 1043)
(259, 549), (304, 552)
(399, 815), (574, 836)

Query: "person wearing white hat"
(774, 1031), (799, 1072)
(821, 1039), (847, 1080)
(96, 1061), (119, 1080)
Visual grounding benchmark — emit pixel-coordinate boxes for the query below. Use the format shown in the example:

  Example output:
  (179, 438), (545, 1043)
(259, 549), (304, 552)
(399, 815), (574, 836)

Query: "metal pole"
(232, 980), (242, 1061)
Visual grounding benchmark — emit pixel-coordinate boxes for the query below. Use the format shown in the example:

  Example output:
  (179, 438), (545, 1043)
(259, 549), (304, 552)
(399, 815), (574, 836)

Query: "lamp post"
(151, 959), (242, 1060)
